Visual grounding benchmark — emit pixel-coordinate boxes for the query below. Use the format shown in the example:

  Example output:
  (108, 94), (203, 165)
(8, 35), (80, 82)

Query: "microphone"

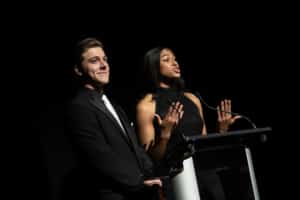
(194, 92), (257, 129)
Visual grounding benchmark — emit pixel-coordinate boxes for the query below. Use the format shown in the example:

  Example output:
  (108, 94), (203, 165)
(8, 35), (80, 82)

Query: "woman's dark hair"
(141, 47), (185, 93)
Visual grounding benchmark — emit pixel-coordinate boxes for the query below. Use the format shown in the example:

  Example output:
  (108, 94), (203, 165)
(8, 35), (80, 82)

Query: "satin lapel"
(89, 94), (131, 144)
(113, 104), (144, 169)
(113, 104), (137, 144)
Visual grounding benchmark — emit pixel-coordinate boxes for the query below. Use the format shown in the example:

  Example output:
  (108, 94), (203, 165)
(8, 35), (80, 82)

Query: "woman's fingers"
(231, 115), (242, 123)
(217, 105), (221, 122)
(218, 99), (233, 120)
(154, 114), (162, 125)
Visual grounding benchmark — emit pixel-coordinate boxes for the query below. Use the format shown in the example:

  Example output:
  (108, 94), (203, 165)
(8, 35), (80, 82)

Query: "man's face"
(80, 47), (110, 86)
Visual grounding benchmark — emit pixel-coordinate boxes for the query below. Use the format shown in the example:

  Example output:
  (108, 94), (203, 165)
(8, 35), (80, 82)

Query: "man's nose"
(99, 63), (107, 70)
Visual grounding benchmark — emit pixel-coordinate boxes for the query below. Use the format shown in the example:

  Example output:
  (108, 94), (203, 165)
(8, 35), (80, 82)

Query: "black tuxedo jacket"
(65, 87), (156, 200)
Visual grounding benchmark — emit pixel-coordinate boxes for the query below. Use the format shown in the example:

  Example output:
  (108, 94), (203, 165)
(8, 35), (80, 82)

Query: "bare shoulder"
(184, 92), (204, 115)
(184, 92), (201, 106)
(136, 94), (156, 116)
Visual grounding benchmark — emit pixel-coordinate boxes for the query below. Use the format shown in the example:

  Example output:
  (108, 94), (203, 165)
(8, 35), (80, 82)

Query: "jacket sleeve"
(66, 103), (144, 193)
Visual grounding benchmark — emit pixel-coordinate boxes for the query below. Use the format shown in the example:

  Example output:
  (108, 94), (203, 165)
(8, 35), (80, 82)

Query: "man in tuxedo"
(65, 37), (162, 200)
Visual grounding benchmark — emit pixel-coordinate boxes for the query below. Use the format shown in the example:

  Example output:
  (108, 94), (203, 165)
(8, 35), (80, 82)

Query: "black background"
(6, 5), (276, 199)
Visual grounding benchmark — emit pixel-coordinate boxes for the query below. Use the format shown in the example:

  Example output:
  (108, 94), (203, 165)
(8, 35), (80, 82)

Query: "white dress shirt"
(102, 94), (126, 134)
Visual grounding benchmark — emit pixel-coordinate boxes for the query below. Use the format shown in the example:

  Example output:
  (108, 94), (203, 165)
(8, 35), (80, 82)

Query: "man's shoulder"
(68, 89), (93, 110)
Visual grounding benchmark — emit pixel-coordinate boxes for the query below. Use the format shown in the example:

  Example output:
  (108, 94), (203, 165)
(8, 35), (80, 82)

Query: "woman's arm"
(136, 95), (183, 160)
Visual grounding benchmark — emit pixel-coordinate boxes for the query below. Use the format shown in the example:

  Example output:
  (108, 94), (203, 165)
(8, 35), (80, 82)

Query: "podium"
(187, 127), (272, 200)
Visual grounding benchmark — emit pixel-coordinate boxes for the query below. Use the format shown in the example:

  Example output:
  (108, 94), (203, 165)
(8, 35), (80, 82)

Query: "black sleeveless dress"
(153, 87), (203, 177)
(155, 88), (203, 137)
(154, 87), (226, 200)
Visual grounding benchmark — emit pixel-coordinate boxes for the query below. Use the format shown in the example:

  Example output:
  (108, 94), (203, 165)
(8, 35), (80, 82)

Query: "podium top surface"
(188, 127), (272, 150)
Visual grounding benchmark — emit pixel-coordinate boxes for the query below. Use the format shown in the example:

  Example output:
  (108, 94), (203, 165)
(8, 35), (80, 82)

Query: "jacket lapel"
(87, 90), (144, 169)
(89, 93), (131, 144)
(113, 104), (137, 144)
(112, 103), (145, 169)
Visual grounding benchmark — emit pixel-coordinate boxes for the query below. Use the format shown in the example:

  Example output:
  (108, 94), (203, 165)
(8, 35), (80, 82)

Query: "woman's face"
(80, 47), (110, 86)
(160, 48), (181, 79)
